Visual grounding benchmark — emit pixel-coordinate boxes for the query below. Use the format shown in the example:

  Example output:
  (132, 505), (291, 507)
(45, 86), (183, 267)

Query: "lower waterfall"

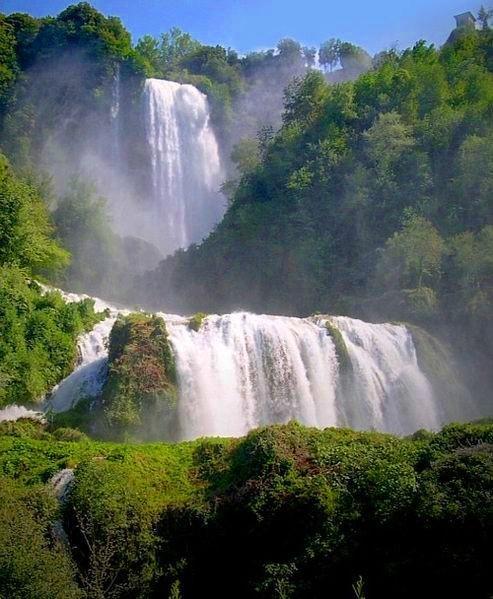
(43, 296), (460, 438)
(166, 313), (340, 439)
(166, 313), (441, 438)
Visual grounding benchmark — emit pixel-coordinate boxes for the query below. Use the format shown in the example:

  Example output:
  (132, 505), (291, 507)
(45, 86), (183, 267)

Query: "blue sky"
(2, 0), (476, 55)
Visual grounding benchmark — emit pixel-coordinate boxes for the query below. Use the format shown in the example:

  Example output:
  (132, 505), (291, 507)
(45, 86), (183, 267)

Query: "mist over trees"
(0, 3), (491, 386)
(135, 27), (493, 408)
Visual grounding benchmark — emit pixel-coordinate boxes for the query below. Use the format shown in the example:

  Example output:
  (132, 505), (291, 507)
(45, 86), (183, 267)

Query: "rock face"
(102, 313), (178, 439)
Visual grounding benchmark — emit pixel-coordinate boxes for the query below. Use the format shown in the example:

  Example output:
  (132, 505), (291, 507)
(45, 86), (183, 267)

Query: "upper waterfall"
(143, 78), (224, 255)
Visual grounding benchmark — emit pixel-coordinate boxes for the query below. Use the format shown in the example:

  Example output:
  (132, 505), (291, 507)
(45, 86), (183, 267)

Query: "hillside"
(1, 419), (492, 598)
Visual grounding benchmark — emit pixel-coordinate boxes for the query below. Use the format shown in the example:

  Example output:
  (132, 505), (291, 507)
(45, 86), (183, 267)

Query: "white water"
(166, 313), (340, 438)
(165, 313), (442, 439)
(48, 317), (116, 412)
(49, 468), (75, 502)
(332, 316), (440, 435)
(111, 63), (121, 163)
(142, 78), (224, 255)
(41, 291), (456, 438)
(45, 289), (123, 413)
(0, 405), (43, 422)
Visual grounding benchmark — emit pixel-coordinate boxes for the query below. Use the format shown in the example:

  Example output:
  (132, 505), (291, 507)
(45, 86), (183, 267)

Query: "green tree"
(319, 38), (341, 72)
(0, 16), (19, 113)
(452, 133), (493, 230)
(378, 214), (445, 290)
(134, 34), (161, 75)
(52, 178), (117, 294)
(0, 154), (68, 273)
(478, 5), (493, 29)
(231, 138), (261, 175)
(363, 111), (415, 174)
(160, 27), (201, 70)
(448, 226), (493, 319)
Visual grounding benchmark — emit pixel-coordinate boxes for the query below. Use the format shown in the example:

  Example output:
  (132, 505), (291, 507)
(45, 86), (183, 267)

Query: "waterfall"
(44, 290), (462, 438)
(143, 78), (224, 255)
(166, 313), (442, 439)
(46, 291), (121, 413)
(166, 313), (340, 438)
(110, 63), (121, 162)
(48, 317), (116, 413)
(331, 316), (440, 434)
(0, 405), (43, 423)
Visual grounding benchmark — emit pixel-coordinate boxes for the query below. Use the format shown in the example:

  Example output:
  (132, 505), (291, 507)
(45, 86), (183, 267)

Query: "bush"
(0, 421), (491, 598)
(0, 478), (82, 598)
(0, 268), (104, 406)
(102, 313), (178, 439)
(52, 427), (89, 443)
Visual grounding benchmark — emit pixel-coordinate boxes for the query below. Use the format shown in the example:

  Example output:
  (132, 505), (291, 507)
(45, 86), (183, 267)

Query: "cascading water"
(142, 78), (224, 255)
(43, 293), (467, 438)
(165, 313), (443, 439)
(46, 291), (122, 413)
(48, 317), (116, 413)
(165, 313), (340, 439)
(111, 63), (121, 163)
(330, 316), (441, 434)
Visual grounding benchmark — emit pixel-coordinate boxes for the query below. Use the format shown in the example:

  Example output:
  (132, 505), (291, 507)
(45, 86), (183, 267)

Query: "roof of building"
(454, 11), (477, 22)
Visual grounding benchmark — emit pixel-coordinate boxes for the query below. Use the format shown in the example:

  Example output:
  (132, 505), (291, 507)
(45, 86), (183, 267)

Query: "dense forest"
(141, 28), (493, 331)
(0, 2), (492, 597)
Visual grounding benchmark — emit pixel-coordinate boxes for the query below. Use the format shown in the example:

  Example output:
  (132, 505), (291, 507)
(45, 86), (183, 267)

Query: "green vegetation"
(0, 151), (103, 407)
(144, 28), (493, 356)
(0, 420), (491, 598)
(0, 123), (106, 408)
(188, 311), (208, 331)
(325, 319), (352, 373)
(0, 5), (491, 596)
(1, 2), (143, 164)
(0, 153), (68, 273)
(0, 268), (103, 406)
(0, 477), (82, 598)
(102, 313), (178, 439)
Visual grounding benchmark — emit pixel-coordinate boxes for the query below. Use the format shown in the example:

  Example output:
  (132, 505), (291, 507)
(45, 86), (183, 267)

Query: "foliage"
(0, 266), (103, 406)
(325, 319), (352, 373)
(52, 177), (118, 296)
(0, 153), (68, 273)
(140, 29), (493, 350)
(102, 313), (178, 439)
(0, 477), (82, 598)
(0, 15), (18, 116)
(377, 214), (445, 290)
(188, 312), (207, 332)
(446, 226), (493, 323)
(320, 38), (372, 79)
(0, 420), (491, 598)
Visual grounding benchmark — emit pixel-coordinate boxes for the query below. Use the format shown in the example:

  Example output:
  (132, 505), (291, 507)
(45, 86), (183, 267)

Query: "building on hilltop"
(454, 11), (477, 29)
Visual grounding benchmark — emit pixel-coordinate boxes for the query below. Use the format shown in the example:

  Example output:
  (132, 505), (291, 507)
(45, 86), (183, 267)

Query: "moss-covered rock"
(188, 312), (208, 332)
(325, 319), (352, 374)
(102, 313), (178, 440)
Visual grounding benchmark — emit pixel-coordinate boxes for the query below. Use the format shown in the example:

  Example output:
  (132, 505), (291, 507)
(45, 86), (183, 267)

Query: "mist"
(1, 4), (491, 431)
